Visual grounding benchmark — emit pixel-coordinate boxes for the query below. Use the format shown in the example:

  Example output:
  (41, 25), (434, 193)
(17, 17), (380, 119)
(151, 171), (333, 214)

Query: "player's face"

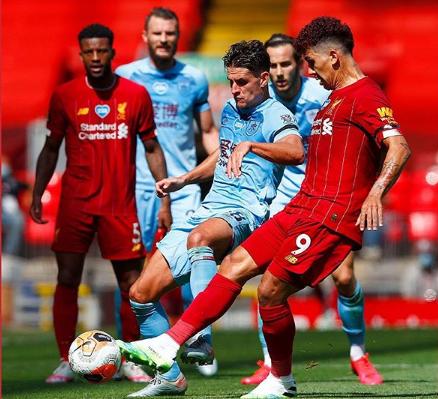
(79, 38), (114, 79)
(144, 16), (178, 62)
(267, 44), (300, 94)
(227, 67), (269, 110)
(304, 47), (335, 90)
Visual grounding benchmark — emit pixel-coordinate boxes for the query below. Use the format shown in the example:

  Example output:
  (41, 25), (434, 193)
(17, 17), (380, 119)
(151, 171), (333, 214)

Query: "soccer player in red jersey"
(117, 17), (411, 398)
(30, 24), (170, 384)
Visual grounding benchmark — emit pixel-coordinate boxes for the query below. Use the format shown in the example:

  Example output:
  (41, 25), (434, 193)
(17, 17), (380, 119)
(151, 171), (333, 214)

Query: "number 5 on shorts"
(291, 234), (311, 255)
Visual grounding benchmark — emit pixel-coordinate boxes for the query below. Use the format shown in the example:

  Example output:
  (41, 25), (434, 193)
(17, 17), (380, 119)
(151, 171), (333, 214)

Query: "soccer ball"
(68, 330), (121, 383)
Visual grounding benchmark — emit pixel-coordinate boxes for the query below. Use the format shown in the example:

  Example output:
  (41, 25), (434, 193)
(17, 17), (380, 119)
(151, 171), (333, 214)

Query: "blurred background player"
(116, 17), (410, 399)
(118, 39), (304, 397)
(116, 7), (219, 376)
(30, 23), (168, 384)
(240, 33), (383, 386)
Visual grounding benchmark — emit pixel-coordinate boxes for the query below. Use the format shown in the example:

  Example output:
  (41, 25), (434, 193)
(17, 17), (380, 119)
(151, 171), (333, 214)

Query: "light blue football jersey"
(269, 77), (330, 214)
(201, 97), (300, 223)
(116, 58), (211, 194)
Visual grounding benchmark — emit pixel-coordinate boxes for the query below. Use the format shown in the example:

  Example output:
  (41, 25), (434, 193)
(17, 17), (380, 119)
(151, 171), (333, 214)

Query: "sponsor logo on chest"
(76, 102), (129, 141)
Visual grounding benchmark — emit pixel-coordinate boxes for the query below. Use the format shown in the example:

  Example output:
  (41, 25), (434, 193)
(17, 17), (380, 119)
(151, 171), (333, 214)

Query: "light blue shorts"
(157, 206), (261, 285)
(136, 186), (201, 251)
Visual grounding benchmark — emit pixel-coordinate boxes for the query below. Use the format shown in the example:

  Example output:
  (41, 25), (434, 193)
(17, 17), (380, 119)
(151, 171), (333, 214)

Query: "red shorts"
(52, 199), (145, 260)
(241, 211), (353, 288)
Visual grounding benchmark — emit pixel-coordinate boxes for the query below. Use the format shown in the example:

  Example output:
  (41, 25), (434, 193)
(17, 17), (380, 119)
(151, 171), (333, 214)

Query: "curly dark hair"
(78, 24), (114, 46)
(264, 33), (302, 64)
(223, 40), (270, 75)
(295, 16), (354, 55)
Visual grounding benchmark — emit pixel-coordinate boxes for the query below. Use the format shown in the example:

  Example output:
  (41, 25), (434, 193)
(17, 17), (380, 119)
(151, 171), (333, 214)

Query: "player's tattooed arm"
(143, 137), (172, 229)
(356, 135), (411, 231)
(156, 149), (219, 197)
(30, 136), (62, 224)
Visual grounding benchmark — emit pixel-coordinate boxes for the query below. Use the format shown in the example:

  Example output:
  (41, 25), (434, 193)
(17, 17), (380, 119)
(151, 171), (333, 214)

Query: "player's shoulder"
(117, 75), (147, 93)
(115, 58), (148, 78)
(352, 77), (390, 106)
(177, 60), (208, 84)
(264, 97), (294, 116)
(299, 76), (330, 104)
(54, 76), (83, 94)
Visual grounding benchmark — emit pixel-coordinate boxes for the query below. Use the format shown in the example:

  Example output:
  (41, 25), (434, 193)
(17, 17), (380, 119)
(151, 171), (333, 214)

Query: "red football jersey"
(47, 76), (155, 215)
(286, 77), (402, 247)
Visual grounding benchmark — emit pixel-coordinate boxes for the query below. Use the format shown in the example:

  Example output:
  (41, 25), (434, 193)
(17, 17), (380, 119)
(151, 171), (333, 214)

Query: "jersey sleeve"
(46, 90), (67, 141)
(137, 87), (157, 142)
(354, 90), (402, 147)
(264, 106), (300, 143)
(193, 71), (211, 114)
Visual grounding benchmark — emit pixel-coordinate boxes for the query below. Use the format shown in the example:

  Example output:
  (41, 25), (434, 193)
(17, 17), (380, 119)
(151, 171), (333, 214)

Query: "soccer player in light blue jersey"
(116, 7), (218, 250)
(239, 33), (383, 387)
(117, 40), (304, 397)
(115, 7), (219, 381)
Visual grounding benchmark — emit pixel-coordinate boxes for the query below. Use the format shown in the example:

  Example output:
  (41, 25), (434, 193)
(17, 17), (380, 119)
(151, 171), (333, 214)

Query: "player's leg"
(117, 215), (287, 374)
(332, 254), (383, 385)
(111, 257), (152, 383)
(46, 201), (94, 383)
(115, 226), (196, 396)
(184, 216), (233, 365)
(243, 215), (354, 398)
(99, 214), (164, 384)
(241, 271), (298, 399)
(118, 249), (187, 395)
(46, 252), (86, 383)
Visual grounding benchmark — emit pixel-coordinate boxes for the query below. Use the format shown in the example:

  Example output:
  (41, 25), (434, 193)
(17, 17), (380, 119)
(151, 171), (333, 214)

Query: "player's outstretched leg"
(117, 334), (178, 373)
(122, 250), (188, 396)
(338, 281), (383, 385)
(240, 308), (271, 385)
(182, 246), (218, 376)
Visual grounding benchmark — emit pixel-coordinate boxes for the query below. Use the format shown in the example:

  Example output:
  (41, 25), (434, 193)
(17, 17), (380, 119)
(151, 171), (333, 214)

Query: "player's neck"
(334, 60), (365, 90)
(150, 55), (176, 71)
(279, 76), (302, 102)
(85, 74), (117, 91)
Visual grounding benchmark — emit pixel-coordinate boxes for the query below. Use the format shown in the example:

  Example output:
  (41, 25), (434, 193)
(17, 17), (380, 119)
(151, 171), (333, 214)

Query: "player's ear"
(142, 30), (148, 44)
(260, 71), (270, 88)
(111, 48), (116, 60)
(329, 49), (340, 69)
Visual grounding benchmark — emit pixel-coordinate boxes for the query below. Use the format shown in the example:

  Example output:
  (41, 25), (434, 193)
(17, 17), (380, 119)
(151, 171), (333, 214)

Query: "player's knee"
(187, 229), (209, 248)
(57, 270), (81, 287)
(219, 249), (259, 285)
(333, 271), (356, 295)
(257, 282), (276, 307)
(129, 282), (154, 304)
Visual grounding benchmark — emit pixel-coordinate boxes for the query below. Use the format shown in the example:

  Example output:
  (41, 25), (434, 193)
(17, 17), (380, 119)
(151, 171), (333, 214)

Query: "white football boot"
(45, 359), (75, 383)
(127, 372), (187, 397)
(240, 372), (297, 398)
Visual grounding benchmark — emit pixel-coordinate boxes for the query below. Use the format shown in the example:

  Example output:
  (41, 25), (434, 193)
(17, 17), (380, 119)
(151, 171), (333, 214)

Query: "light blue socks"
(130, 300), (181, 380)
(188, 246), (217, 345)
(338, 282), (365, 349)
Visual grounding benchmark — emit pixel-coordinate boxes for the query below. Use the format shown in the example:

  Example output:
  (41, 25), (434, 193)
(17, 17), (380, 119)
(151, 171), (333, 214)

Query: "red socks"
(120, 290), (140, 342)
(53, 284), (78, 360)
(260, 303), (295, 377)
(168, 274), (242, 345)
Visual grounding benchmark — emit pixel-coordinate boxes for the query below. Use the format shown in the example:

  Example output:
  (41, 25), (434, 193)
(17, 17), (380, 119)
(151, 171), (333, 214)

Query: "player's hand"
(29, 198), (48, 224)
(158, 197), (172, 230)
(226, 141), (252, 178)
(356, 191), (383, 231)
(156, 176), (186, 198)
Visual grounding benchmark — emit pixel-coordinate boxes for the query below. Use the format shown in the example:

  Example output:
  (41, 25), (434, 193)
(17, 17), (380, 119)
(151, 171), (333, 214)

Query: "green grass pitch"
(3, 328), (438, 398)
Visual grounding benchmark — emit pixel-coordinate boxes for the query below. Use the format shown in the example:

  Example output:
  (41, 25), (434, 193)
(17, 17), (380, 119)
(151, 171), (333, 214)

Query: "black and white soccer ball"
(68, 330), (121, 383)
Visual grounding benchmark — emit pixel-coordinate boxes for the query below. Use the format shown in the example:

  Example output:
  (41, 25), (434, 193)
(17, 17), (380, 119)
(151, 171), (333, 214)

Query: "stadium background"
(2, 0), (438, 335)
